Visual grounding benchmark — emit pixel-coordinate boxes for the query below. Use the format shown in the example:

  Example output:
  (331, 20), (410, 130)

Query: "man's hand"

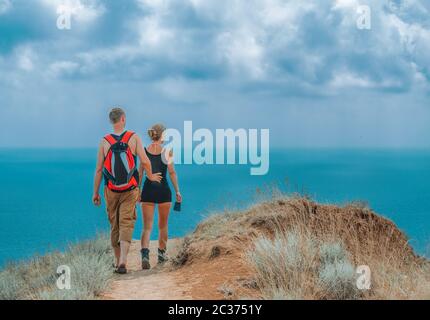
(137, 188), (142, 204)
(148, 172), (162, 183)
(176, 192), (182, 203)
(134, 135), (163, 184)
(92, 193), (101, 206)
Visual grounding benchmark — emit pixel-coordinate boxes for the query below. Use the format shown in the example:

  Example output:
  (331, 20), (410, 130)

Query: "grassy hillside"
(172, 195), (430, 300)
(0, 234), (113, 300)
(1, 195), (429, 300)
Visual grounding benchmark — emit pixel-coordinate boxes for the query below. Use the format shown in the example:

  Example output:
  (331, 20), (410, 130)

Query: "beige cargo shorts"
(104, 187), (140, 248)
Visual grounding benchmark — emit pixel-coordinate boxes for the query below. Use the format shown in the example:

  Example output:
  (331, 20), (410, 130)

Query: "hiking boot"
(158, 248), (168, 265)
(141, 248), (151, 270)
(115, 264), (127, 275)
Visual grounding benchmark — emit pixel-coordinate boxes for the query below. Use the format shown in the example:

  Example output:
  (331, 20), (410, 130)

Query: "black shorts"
(141, 180), (172, 204)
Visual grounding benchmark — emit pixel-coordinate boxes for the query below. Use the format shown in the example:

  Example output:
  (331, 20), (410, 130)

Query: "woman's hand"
(176, 192), (182, 203)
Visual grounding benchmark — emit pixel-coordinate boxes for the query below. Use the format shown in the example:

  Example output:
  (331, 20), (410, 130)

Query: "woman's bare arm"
(167, 150), (182, 202)
(134, 134), (161, 183)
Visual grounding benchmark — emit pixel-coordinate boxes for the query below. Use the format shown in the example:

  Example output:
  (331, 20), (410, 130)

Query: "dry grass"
(246, 231), (362, 299)
(173, 194), (430, 300)
(2, 193), (429, 300)
(0, 234), (113, 300)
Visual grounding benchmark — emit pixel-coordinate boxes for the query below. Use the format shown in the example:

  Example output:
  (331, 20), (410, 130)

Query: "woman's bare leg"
(158, 202), (171, 250)
(141, 202), (155, 249)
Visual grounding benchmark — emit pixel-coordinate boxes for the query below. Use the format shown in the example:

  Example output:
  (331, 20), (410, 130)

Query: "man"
(92, 107), (161, 274)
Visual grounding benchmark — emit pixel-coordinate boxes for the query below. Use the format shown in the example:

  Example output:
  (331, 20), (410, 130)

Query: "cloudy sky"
(0, 0), (429, 148)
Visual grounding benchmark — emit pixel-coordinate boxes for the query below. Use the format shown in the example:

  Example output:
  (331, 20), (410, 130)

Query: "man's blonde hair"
(109, 107), (125, 124)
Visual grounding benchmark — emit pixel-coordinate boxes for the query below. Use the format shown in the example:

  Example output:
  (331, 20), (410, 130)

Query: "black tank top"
(145, 148), (168, 185)
(141, 148), (172, 203)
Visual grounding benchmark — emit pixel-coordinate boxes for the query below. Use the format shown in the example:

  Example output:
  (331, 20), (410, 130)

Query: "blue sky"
(0, 0), (429, 148)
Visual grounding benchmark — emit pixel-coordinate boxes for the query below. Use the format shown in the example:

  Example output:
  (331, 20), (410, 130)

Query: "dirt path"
(101, 239), (255, 300)
(102, 239), (193, 300)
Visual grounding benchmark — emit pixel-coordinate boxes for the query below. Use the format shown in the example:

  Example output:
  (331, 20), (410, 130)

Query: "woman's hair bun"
(148, 124), (166, 141)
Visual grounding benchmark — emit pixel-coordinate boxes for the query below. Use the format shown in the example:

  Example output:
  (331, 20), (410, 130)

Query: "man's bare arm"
(134, 135), (162, 183)
(138, 162), (145, 188)
(92, 140), (105, 206)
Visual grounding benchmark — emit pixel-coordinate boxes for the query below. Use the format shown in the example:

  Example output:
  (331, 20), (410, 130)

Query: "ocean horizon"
(1, 147), (429, 267)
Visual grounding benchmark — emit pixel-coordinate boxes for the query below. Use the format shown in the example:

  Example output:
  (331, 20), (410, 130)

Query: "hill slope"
(102, 196), (429, 300)
(2, 196), (428, 300)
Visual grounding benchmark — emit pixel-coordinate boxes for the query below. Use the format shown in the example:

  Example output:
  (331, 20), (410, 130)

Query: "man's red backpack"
(103, 131), (139, 192)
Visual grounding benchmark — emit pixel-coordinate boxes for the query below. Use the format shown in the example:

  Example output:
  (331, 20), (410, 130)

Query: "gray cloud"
(0, 0), (429, 148)
(2, 1), (430, 88)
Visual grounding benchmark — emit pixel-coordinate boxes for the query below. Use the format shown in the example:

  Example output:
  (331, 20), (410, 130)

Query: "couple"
(92, 107), (182, 274)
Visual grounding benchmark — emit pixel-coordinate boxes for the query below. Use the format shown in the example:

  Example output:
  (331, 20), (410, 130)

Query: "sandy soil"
(101, 239), (254, 300)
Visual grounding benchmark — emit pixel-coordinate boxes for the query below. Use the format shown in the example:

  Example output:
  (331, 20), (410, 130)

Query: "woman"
(138, 124), (182, 270)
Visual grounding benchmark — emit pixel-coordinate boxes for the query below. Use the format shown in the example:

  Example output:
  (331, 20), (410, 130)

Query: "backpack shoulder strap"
(104, 134), (117, 146)
(121, 131), (135, 144)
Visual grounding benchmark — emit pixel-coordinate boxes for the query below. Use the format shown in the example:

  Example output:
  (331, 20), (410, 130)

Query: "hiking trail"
(101, 239), (252, 300)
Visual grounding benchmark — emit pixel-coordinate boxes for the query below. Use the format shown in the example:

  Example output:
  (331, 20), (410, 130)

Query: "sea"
(0, 148), (429, 267)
